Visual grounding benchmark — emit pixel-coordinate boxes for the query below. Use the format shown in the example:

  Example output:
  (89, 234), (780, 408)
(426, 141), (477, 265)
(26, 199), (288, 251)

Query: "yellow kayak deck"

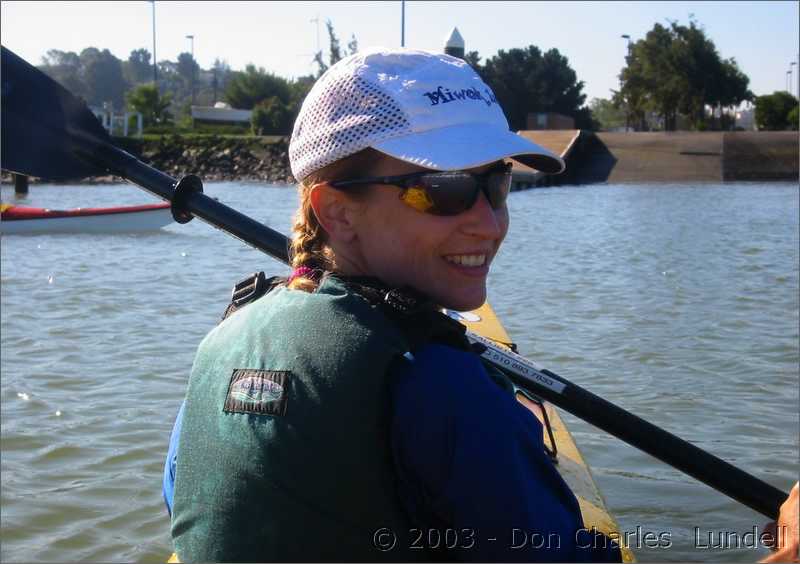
(168, 301), (634, 562)
(462, 303), (635, 562)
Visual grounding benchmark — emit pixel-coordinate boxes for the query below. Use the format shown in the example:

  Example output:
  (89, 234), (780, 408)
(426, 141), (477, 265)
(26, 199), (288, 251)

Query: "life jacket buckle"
(231, 272), (267, 308)
(383, 288), (420, 314)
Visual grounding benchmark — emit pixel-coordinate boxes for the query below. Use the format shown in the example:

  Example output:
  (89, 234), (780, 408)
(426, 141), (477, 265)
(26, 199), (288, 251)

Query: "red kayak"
(0, 202), (174, 234)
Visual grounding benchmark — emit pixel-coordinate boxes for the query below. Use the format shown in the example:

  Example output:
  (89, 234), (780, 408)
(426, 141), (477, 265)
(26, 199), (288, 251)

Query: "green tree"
(313, 20), (356, 77)
(40, 49), (86, 100)
(464, 50), (481, 68)
(251, 96), (293, 135)
(177, 52), (199, 87)
(326, 19), (342, 67)
(126, 83), (173, 126)
(346, 34), (358, 56)
(589, 98), (626, 130)
(618, 18), (752, 131)
(224, 64), (291, 110)
(124, 48), (152, 85)
(476, 46), (590, 130)
(788, 105), (799, 131)
(80, 47), (127, 108)
(754, 91), (799, 130)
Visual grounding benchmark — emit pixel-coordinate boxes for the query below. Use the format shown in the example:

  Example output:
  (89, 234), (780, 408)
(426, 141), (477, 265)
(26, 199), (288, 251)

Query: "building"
(526, 112), (575, 130)
(444, 27), (465, 59)
(190, 102), (252, 127)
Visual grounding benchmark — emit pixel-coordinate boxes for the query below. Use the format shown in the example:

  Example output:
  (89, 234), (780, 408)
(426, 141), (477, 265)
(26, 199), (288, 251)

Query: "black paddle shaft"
(1, 45), (789, 520)
(542, 372), (787, 519)
(469, 333), (788, 519)
(98, 145), (292, 263)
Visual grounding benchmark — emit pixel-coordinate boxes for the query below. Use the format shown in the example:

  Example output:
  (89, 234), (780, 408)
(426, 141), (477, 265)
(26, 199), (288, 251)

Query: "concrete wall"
(534, 131), (798, 185)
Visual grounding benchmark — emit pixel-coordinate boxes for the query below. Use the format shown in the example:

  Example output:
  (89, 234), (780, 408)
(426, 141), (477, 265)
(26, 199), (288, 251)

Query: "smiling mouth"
(444, 254), (487, 267)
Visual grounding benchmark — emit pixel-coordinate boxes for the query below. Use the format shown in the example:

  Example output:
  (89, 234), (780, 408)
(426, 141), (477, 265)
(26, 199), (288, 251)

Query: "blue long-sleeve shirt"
(164, 343), (621, 562)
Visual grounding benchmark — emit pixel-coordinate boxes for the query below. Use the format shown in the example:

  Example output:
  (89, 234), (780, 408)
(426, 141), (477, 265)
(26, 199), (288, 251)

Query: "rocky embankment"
(1, 135), (295, 185)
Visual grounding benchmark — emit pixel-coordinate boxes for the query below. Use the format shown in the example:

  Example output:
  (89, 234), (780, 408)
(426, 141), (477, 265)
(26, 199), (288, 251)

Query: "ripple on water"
(2, 182), (798, 562)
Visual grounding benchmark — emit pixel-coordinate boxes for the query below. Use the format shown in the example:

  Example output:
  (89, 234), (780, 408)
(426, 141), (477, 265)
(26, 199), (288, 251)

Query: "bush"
(251, 96), (293, 135)
(126, 83), (172, 126)
(788, 106), (799, 131)
(754, 91), (798, 130)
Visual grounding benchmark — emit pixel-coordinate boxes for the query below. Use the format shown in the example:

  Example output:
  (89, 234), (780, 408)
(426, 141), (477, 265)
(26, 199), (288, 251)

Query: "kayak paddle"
(0, 45), (789, 520)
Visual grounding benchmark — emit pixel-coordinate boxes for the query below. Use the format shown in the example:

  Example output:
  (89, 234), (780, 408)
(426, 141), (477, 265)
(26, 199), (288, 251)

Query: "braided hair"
(288, 148), (383, 291)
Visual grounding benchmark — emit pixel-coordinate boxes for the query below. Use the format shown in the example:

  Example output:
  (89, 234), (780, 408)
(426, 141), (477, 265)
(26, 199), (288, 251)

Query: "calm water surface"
(1, 181), (798, 562)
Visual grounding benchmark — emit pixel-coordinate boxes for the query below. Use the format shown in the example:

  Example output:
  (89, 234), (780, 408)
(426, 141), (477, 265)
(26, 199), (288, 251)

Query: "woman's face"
(346, 158), (510, 311)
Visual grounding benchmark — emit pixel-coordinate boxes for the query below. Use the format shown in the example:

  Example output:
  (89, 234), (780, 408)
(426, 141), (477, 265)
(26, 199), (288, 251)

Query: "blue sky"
(2, 1), (798, 103)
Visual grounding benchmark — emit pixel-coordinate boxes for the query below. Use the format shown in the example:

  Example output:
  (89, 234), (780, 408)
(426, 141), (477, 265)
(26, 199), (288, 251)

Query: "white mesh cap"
(289, 47), (565, 182)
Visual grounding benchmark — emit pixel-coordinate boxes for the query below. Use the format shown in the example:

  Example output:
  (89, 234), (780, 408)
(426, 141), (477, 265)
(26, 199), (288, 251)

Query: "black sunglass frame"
(329, 162), (512, 192)
(328, 162), (513, 215)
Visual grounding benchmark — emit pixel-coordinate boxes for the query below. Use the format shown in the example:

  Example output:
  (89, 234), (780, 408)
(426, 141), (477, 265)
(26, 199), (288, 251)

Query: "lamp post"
(149, 0), (157, 85)
(621, 34), (631, 131)
(401, 0), (405, 47)
(186, 34), (195, 105)
(791, 61), (797, 97)
(787, 70), (792, 93)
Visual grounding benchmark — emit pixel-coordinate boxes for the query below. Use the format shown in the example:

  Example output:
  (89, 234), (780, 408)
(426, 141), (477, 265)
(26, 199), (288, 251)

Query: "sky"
(2, 1), (798, 103)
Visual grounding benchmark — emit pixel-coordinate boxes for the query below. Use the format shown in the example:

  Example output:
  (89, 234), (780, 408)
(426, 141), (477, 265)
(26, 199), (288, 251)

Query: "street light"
(149, 0), (157, 85)
(621, 34), (631, 131)
(186, 34), (195, 105)
(791, 61), (798, 97)
(787, 70), (792, 93)
(401, 0), (405, 47)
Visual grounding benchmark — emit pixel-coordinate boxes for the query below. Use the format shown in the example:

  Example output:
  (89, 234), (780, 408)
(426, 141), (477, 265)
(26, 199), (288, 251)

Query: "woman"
(164, 48), (798, 562)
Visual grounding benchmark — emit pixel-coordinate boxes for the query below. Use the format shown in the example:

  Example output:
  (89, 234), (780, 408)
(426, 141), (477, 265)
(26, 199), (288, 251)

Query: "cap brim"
(371, 123), (565, 174)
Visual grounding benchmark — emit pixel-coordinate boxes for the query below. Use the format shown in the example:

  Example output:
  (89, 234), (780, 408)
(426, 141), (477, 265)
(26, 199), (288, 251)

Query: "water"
(1, 181), (797, 562)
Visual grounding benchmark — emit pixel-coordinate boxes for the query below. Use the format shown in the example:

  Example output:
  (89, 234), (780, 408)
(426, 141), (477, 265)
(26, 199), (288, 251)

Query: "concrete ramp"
(722, 132), (798, 181)
(571, 132), (725, 184)
(555, 131), (797, 185)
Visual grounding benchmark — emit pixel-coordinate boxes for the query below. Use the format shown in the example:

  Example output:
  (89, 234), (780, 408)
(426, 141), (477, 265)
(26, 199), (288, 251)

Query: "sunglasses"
(329, 162), (513, 216)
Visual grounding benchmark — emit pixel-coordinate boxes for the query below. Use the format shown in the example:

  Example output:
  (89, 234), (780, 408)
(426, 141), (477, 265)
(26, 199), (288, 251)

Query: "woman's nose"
(460, 189), (505, 239)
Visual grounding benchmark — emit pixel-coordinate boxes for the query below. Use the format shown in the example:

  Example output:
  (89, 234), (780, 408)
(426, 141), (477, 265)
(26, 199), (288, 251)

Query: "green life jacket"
(171, 274), (448, 562)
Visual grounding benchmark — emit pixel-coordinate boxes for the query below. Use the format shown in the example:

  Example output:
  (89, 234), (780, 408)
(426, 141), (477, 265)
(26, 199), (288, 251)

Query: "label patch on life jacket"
(224, 369), (290, 416)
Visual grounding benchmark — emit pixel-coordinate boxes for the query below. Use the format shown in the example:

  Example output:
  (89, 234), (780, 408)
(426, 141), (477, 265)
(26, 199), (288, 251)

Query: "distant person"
(161, 47), (799, 563)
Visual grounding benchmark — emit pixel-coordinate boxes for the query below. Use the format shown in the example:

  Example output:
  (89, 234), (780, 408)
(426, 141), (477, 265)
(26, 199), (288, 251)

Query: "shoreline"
(2, 131), (796, 187)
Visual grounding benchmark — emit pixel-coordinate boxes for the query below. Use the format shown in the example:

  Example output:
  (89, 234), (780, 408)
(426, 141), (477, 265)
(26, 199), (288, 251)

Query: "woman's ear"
(308, 183), (361, 244)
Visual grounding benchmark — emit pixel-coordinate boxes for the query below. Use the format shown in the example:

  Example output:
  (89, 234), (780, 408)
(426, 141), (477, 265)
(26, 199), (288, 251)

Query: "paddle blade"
(1, 46), (111, 181)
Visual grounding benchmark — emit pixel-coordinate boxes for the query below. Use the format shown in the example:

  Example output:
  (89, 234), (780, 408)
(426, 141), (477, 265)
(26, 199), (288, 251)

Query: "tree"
(464, 50), (481, 69)
(589, 98), (626, 131)
(124, 48), (152, 85)
(476, 46), (590, 130)
(251, 96), (293, 135)
(313, 20), (356, 77)
(177, 52), (199, 86)
(40, 49), (86, 100)
(347, 34), (358, 56)
(754, 91), (799, 130)
(224, 64), (291, 110)
(80, 47), (127, 108)
(326, 19), (342, 67)
(126, 83), (172, 126)
(618, 18), (752, 131)
(788, 106), (799, 131)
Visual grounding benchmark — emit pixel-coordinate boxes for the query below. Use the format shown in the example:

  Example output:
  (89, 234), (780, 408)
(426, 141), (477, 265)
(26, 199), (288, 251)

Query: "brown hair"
(288, 148), (385, 291)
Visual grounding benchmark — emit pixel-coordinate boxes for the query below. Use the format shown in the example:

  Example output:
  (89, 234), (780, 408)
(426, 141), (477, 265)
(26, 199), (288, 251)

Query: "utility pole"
(149, 0), (157, 85)
(401, 0), (405, 47)
(186, 34), (195, 105)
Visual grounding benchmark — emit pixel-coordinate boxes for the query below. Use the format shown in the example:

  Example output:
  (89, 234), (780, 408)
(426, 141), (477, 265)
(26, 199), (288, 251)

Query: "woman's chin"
(436, 288), (486, 313)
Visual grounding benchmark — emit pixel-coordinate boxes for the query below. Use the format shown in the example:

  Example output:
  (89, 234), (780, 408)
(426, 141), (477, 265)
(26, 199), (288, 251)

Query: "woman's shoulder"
(202, 274), (409, 357)
(391, 343), (516, 417)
